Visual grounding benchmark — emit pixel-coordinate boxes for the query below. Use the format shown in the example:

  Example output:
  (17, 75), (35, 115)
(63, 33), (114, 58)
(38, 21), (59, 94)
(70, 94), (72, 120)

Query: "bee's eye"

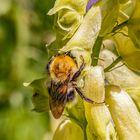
(67, 90), (75, 102)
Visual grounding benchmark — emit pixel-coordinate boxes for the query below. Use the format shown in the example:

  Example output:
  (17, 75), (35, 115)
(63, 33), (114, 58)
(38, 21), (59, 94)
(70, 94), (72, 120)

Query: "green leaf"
(25, 78), (49, 112)
(128, 0), (140, 49)
(98, 0), (119, 36)
(113, 30), (140, 72)
(119, 1), (134, 17)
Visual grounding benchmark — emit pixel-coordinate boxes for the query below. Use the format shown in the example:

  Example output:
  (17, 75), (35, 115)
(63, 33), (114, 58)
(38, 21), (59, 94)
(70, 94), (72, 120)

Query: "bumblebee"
(47, 53), (102, 119)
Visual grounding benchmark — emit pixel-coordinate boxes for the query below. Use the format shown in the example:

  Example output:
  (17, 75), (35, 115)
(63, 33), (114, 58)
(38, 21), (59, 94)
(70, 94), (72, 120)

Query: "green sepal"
(24, 77), (49, 112)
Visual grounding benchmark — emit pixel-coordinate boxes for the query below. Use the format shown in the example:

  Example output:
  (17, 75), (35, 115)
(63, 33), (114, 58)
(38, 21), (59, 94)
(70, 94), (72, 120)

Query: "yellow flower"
(48, 0), (89, 39)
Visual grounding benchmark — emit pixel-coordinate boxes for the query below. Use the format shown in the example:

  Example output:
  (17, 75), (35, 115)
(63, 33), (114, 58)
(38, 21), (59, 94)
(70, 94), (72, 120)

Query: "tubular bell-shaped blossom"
(106, 85), (140, 140)
(84, 66), (117, 139)
(48, 0), (89, 40)
(60, 6), (101, 66)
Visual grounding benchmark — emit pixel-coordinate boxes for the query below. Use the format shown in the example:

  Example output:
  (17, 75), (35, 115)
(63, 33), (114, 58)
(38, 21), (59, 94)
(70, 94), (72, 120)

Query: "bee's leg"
(75, 87), (105, 104)
(71, 62), (85, 81)
(65, 51), (71, 56)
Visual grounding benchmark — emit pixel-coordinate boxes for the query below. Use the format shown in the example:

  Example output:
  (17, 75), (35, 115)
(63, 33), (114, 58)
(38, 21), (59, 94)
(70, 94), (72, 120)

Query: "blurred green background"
(0, 0), (56, 139)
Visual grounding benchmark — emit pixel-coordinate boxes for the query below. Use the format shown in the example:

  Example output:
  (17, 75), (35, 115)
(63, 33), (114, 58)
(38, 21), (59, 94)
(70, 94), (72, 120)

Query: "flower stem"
(92, 36), (103, 66)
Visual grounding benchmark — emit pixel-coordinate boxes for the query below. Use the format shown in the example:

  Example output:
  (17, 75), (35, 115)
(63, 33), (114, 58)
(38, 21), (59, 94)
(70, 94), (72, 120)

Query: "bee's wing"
(49, 96), (66, 119)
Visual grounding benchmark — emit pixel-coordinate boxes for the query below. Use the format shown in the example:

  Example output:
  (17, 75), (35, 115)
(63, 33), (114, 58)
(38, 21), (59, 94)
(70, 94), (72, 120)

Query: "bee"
(47, 53), (103, 119)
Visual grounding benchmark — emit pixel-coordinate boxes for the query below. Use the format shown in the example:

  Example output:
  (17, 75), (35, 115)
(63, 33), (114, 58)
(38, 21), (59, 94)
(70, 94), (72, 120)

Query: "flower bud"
(53, 119), (85, 140)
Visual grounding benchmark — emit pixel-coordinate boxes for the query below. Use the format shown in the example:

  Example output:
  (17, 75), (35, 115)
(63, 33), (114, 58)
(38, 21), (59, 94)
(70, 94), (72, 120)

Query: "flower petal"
(84, 66), (117, 139)
(106, 85), (140, 139)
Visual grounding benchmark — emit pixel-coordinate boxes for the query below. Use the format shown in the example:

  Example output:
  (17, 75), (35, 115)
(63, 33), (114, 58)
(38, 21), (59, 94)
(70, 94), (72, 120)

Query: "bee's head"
(47, 54), (78, 82)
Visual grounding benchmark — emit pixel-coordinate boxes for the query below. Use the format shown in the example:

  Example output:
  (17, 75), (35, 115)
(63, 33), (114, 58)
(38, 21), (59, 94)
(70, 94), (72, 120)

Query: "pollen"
(49, 54), (78, 82)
